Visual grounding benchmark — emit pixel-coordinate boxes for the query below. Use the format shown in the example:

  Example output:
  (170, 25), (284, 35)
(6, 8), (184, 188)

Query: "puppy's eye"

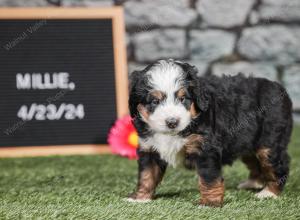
(179, 96), (186, 103)
(151, 99), (160, 105)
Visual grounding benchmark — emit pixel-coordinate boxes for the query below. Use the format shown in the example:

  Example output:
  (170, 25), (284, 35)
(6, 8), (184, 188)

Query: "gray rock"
(189, 30), (236, 62)
(0, 0), (50, 6)
(184, 60), (208, 76)
(133, 29), (186, 62)
(261, 0), (298, 6)
(128, 62), (147, 75)
(62, 0), (114, 6)
(249, 11), (260, 25)
(258, 0), (300, 22)
(124, 0), (197, 28)
(196, 0), (255, 28)
(282, 65), (300, 110)
(293, 113), (300, 125)
(238, 26), (300, 65)
(212, 62), (278, 81)
(126, 33), (132, 59)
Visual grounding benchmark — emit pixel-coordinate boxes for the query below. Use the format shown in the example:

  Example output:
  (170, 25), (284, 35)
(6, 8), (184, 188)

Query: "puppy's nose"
(165, 118), (179, 129)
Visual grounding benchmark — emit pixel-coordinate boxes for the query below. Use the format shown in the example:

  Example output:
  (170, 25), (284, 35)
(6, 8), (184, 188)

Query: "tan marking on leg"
(256, 147), (281, 196)
(183, 134), (203, 169)
(256, 148), (273, 178)
(184, 134), (203, 155)
(256, 148), (277, 182)
(137, 104), (149, 121)
(128, 164), (162, 201)
(199, 178), (224, 207)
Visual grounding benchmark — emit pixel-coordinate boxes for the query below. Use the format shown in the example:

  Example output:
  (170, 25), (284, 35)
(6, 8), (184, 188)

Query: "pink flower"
(108, 115), (138, 159)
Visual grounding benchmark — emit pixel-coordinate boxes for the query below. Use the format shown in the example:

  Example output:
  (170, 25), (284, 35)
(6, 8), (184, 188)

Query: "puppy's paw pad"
(238, 179), (264, 190)
(124, 197), (152, 203)
(198, 205), (211, 209)
(255, 189), (278, 199)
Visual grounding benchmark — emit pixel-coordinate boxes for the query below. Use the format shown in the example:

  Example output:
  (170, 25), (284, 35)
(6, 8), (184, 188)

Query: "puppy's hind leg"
(255, 102), (292, 198)
(238, 154), (264, 190)
(254, 80), (292, 199)
(255, 147), (290, 199)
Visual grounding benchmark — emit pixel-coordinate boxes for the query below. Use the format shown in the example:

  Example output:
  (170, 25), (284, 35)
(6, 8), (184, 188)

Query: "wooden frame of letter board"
(0, 8), (128, 157)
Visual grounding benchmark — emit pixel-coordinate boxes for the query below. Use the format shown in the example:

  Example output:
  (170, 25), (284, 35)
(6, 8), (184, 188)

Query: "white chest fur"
(139, 133), (187, 167)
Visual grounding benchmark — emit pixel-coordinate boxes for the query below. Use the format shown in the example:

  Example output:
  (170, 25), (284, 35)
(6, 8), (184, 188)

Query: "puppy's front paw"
(238, 179), (264, 190)
(199, 199), (223, 207)
(125, 193), (152, 203)
(125, 197), (152, 203)
(255, 188), (278, 199)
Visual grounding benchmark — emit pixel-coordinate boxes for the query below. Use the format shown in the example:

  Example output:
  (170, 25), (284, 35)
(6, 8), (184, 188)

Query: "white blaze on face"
(146, 60), (191, 133)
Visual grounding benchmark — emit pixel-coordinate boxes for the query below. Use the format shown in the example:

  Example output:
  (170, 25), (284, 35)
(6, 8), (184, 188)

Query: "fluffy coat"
(128, 59), (293, 207)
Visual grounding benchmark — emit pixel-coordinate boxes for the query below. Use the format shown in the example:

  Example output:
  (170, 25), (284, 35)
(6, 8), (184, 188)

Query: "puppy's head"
(129, 59), (208, 134)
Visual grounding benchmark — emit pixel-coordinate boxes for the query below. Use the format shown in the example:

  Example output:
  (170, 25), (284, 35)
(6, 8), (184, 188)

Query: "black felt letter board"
(0, 19), (117, 147)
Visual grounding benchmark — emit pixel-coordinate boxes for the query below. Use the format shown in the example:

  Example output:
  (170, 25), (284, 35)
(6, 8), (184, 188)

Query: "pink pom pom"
(108, 115), (138, 159)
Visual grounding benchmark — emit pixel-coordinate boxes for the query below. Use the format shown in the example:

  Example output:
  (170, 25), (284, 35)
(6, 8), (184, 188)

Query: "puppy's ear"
(175, 61), (198, 77)
(176, 61), (210, 112)
(192, 79), (210, 112)
(129, 70), (142, 118)
(129, 70), (140, 92)
(129, 63), (156, 116)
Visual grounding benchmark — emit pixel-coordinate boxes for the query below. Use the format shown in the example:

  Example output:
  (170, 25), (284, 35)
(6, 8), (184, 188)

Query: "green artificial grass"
(1, 127), (300, 219)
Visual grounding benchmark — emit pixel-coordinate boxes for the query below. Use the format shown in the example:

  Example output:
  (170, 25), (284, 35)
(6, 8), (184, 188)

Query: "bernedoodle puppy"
(127, 59), (292, 207)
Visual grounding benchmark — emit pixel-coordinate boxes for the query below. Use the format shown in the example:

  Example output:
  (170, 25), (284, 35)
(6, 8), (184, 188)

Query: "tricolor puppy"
(127, 59), (292, 207)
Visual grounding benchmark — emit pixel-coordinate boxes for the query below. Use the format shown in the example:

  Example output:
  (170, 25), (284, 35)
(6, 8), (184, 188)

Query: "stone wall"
(1, 0), (300, 115)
